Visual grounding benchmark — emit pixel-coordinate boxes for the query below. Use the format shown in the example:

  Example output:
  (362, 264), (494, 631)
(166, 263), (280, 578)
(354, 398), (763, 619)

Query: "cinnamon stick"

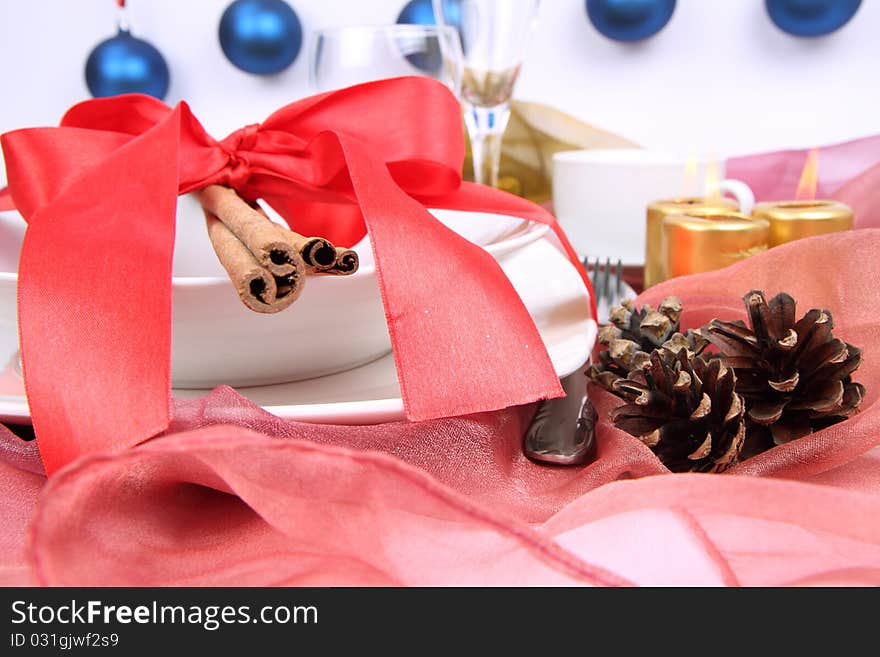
(312, 247), (359, 276)
(332, 247), (359, 274)
(197, 184), (302, 277)
(204, 212), (304, 314)
(250, 203), (357, 275)
(273, 225), (339, 272)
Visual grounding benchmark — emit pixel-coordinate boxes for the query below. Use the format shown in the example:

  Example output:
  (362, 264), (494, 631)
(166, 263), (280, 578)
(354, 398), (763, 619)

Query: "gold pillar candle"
(645, 196), (739, 288)
(751, 200), (853, 247)
(661, 210), (770, 282)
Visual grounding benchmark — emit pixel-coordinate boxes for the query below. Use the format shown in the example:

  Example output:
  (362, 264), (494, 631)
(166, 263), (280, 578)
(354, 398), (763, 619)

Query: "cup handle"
(717, 179), (755, 216)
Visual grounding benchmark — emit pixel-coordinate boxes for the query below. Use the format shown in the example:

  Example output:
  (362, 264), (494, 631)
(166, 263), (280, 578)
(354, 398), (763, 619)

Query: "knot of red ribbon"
(0, 76), (593, 474)
(218, 122), (261, 188)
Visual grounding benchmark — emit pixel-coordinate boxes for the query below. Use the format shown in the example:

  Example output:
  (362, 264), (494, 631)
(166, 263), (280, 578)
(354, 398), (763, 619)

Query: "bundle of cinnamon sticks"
(197, 185), (359, 313)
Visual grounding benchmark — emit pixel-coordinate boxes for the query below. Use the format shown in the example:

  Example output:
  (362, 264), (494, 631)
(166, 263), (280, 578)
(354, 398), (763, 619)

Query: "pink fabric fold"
(166, 387), (667, 524)
(0, 425), (42, 585)
(543, 475), (880, 586)
(28, 426), (631, 587)
(727, 134), (880, 202)
(20, 424), (880, 586)
(726, 133), (880, 233)
(834, 162), (880, 229)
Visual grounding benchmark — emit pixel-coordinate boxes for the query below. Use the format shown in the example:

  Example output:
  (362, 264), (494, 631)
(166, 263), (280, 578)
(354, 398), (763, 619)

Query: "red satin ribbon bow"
(0, 77), (593, 474)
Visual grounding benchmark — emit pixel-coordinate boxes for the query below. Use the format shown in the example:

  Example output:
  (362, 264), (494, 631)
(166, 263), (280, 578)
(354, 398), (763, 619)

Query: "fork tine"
(614, 259), (623, 303)
(588, 256), (599, 293)
(602, 257), (611, 305)
(592, 258), (605, 307)
(587, 256), (631, 324)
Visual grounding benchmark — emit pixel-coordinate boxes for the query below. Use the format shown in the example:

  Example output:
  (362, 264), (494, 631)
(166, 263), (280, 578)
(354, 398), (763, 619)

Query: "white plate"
(0, 237), (595, 425)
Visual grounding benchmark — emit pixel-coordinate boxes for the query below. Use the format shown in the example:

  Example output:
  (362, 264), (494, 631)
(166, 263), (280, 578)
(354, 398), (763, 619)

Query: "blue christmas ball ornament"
(85, 29), (170, 99)
(586, 0), (676, 42)
(219, 0), (302, 75)
(765, 0), (861, 37)
(397, 0), (462, 31)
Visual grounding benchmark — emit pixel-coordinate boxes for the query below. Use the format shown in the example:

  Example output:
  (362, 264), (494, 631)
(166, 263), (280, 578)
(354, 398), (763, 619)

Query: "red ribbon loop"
(1, 77), (594, 474)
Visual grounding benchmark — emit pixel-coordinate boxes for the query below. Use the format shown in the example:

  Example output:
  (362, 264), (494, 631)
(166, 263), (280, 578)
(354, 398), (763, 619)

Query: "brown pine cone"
(610, 348), (746, 473)
(588, 296), (708, 391)
(703, 290), (865, 446)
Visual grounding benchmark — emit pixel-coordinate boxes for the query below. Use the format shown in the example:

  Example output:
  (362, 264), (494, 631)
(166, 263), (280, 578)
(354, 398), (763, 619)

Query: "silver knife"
(523, 368), (598, 466)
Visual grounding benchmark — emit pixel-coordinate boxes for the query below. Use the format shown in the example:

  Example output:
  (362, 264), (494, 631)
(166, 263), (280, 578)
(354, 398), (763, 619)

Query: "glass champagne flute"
(310, 24), (463, 94)
(433, 0), (541, 188)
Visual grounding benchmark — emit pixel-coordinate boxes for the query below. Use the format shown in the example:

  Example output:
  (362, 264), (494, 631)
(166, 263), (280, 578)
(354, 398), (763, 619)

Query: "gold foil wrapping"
(661, 210), (770, 281)
(751, 200), (853, 247)
(645, 197), (739, 288)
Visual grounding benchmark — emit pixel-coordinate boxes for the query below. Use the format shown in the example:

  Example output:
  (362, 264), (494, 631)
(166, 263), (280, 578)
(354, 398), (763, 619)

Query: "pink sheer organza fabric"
(727, 134), (880, 230)
(726, 134), (880, 203)
(3, 137), (880, 586)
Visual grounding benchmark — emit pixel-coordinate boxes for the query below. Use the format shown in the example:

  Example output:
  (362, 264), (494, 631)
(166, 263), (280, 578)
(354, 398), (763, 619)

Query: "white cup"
(552, 149), (755, 264)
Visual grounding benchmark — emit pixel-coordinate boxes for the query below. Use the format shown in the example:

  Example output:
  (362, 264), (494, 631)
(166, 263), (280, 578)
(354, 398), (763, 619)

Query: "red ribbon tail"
(337, 134), (564, 421)
(17, 108), (181, 474)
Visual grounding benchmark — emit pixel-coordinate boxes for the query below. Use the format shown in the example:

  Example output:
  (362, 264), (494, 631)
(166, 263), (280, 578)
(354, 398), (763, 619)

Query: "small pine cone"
(610, 348), (746, 473)
(607, 296), (682, 349)
(660, 330), (711, 360)
(704, 290), (865, 445)
(588, 296), (708, 393)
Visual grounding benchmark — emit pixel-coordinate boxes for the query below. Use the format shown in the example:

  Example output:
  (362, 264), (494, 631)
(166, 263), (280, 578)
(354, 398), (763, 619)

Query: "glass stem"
(464, 103), (511, 188)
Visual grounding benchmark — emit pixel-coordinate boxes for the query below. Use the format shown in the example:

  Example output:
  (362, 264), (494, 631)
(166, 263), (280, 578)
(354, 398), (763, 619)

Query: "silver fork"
(586, 256), (625, 325)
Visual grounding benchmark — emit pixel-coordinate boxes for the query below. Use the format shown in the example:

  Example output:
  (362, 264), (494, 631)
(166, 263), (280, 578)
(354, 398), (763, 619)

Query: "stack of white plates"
(0, 195), (596, 425)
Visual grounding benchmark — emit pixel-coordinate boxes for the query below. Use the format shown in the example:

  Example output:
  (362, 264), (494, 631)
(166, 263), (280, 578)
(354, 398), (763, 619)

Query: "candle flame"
(704, 156), (721, 201)
(795, 148), (819, 201)
(681, 152), (699, 197)
(680, 153), (722, 200)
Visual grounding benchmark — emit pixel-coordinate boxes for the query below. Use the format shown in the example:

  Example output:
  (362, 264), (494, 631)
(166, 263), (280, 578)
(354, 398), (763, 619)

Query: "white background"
(1, 0), (878, 183)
